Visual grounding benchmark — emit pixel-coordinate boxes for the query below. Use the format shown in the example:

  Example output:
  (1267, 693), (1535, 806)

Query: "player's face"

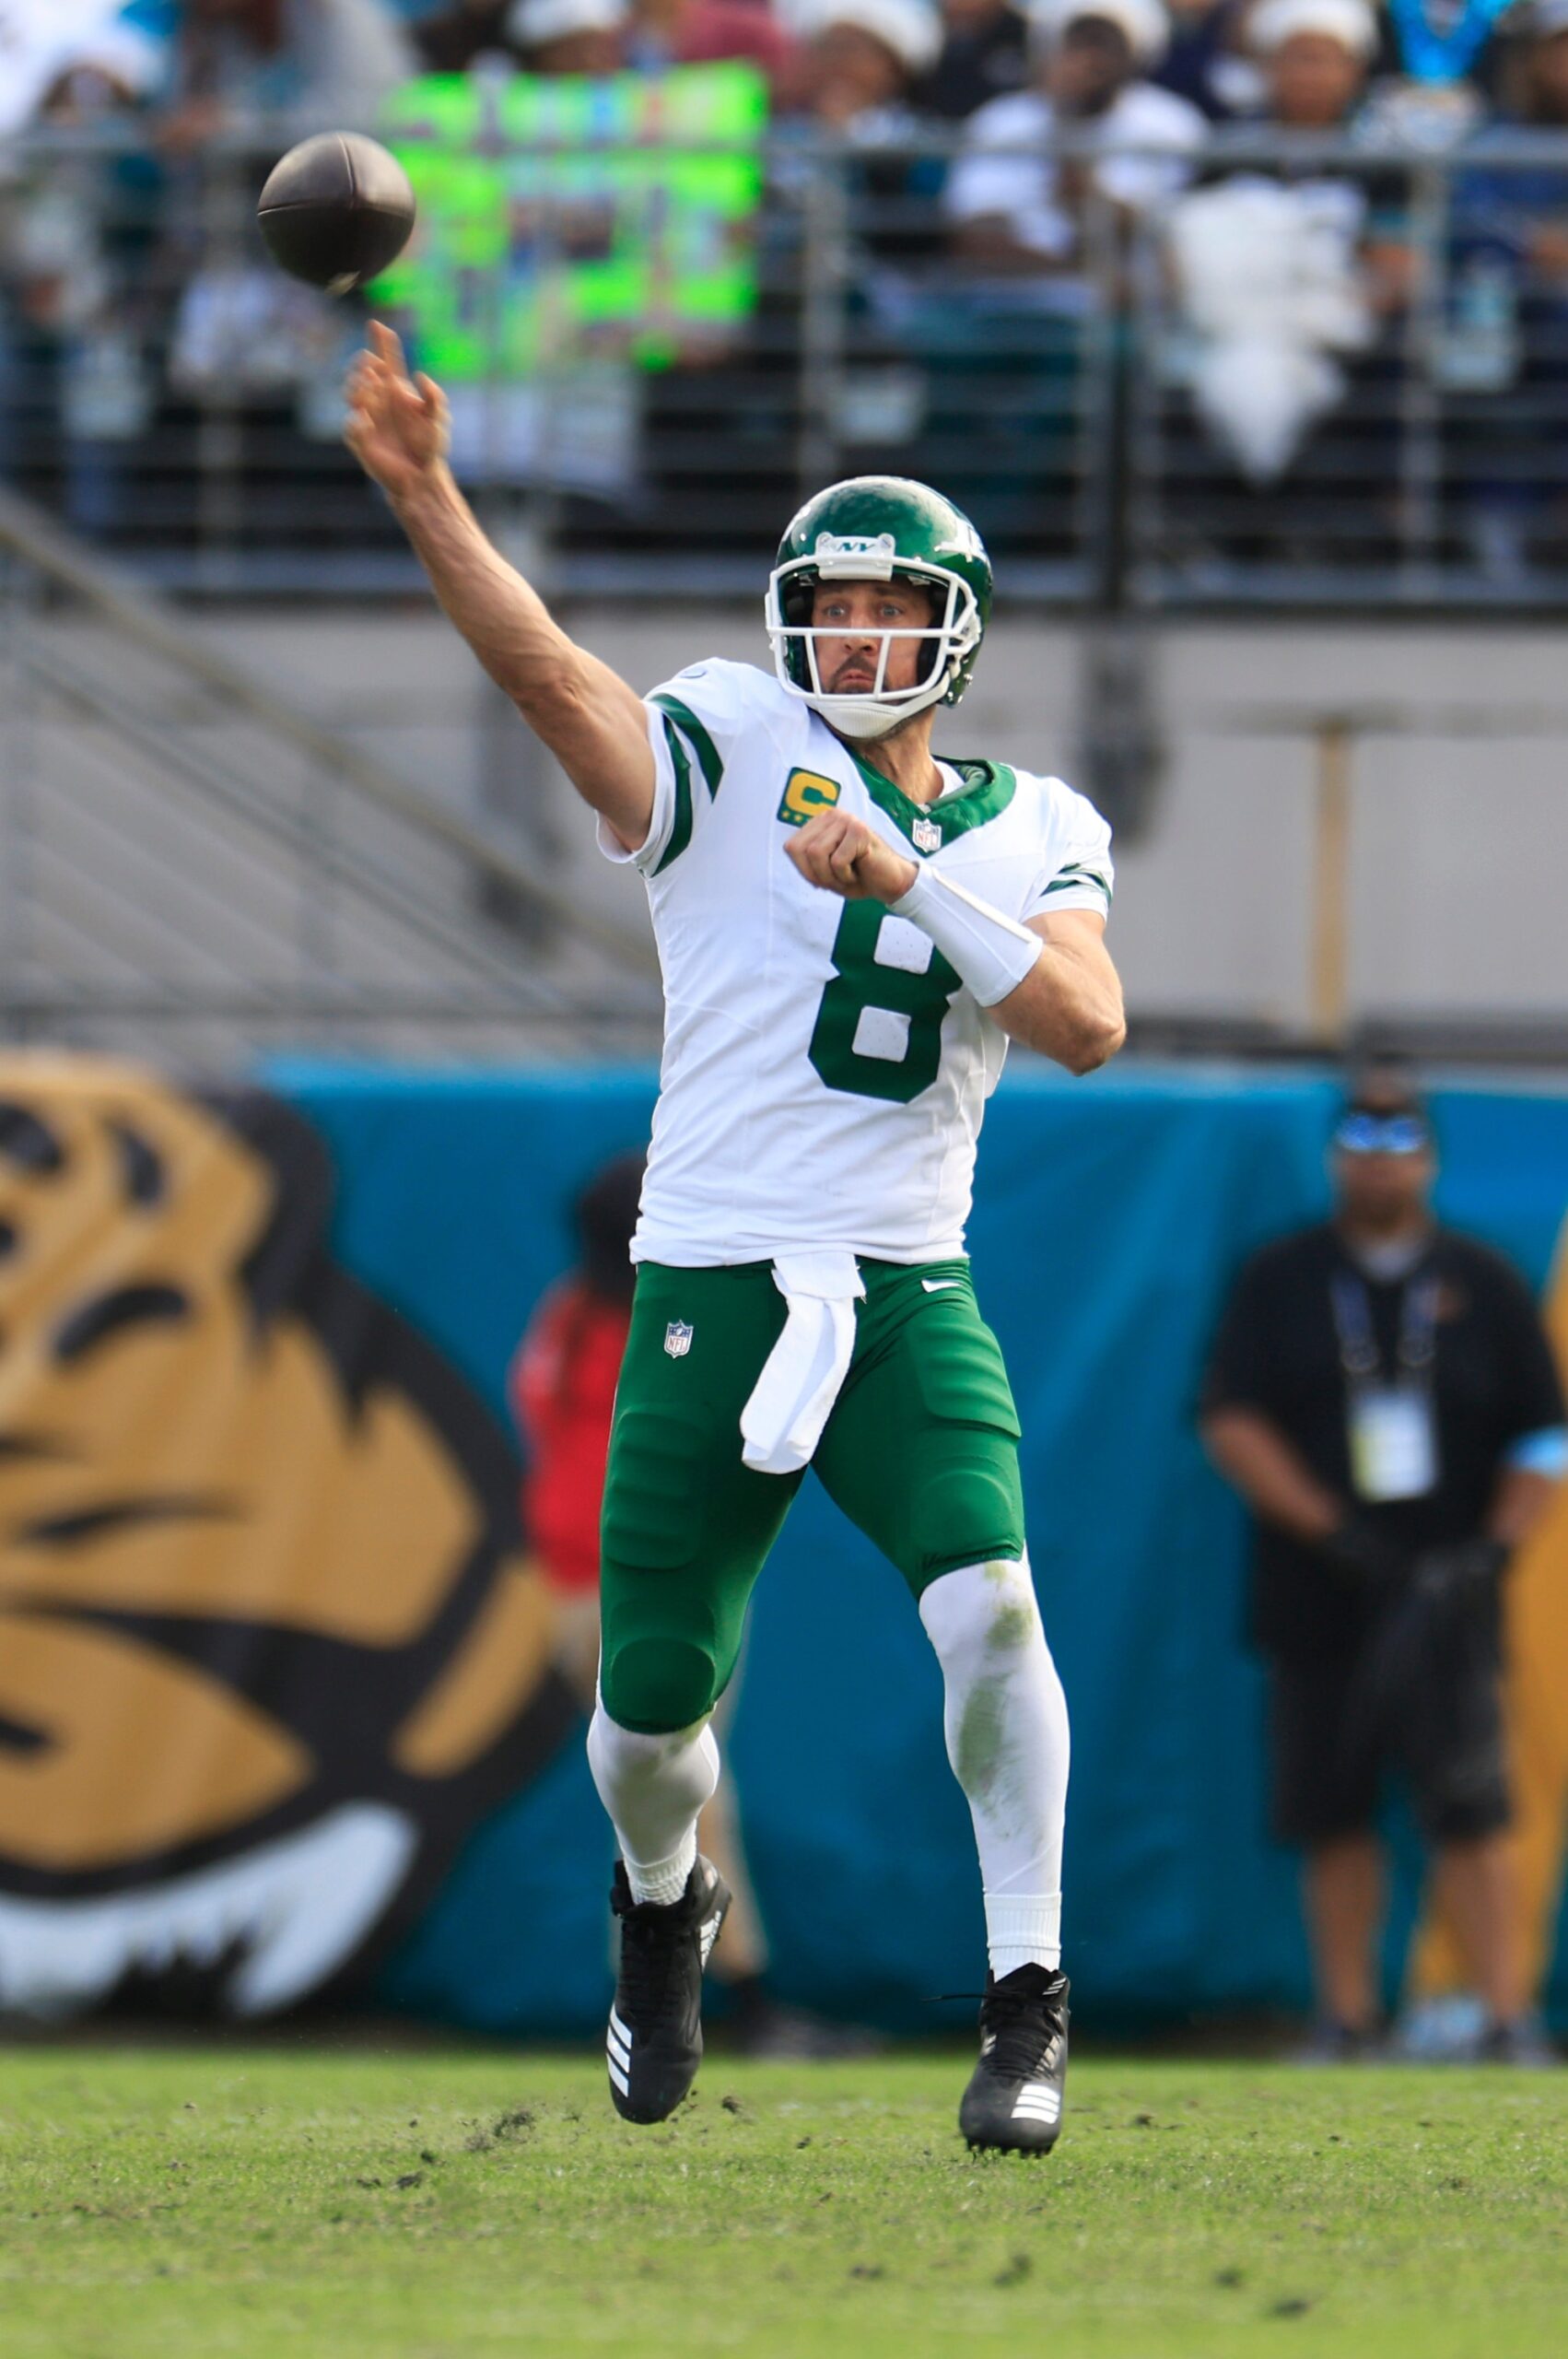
(808, 580), (940, 697)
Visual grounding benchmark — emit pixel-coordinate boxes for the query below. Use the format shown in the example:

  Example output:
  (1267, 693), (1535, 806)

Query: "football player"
(347, 322), (1125, 2154)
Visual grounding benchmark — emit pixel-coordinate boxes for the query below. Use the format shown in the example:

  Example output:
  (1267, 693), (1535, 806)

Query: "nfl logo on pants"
(664, 1320), (694, 1358)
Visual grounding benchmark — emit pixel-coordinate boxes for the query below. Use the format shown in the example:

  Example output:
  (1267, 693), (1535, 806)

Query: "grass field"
(3, 2048), (1567, 2357)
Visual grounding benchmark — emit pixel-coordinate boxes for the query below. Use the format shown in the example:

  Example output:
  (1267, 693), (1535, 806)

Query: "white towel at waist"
(740, 1250), (865, 1476)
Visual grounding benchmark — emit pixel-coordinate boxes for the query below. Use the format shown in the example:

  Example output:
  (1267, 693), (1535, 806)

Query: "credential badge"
(664, 1320), (695, 1359)
(912, 813), (942, 854)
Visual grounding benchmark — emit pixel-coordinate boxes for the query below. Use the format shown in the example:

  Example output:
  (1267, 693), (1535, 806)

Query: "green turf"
(3, 2049), (1566, 2357)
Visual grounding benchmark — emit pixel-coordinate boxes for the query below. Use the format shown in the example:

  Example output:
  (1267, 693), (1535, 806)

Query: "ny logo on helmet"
(664, 1321), (695, 1358)
(813, 532), (896, 580)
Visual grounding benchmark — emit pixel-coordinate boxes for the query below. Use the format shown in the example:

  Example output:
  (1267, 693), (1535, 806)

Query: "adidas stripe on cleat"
(604, 1855), (731, 2125)
(958, 1963), (1070, 2155)
(605, 2005), (634, 2100)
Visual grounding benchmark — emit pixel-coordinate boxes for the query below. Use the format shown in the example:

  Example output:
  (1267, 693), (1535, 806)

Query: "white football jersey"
(599, 660), (1112, 1266)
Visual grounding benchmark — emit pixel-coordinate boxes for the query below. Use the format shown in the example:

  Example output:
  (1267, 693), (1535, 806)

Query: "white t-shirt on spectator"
(945, 82), (1208, 262)
(0, 0), (158, 136)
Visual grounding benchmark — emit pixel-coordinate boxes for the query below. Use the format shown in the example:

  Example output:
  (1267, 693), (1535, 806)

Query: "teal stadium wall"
(264, 1061), (1568, 2035)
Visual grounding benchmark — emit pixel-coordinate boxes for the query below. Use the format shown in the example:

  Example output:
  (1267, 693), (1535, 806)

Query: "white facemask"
(765, 541), (982, 741)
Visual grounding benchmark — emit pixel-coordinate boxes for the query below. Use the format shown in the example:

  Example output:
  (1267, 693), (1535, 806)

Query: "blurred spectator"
(792, 0), (942, 134)
(413, 0), (514, 67)
(0, 3), (168, 530)
(511, 1154), (644, 1699)
(0, 1), (166, 137)
(1456, 7), (1568, 317)
(625, 0), (800, 91)
(893, 2), (1200, 563)
(152, 2), (416, 512)
(944, 0), (1205, 290)
(1255, 0), (1377, 130)
(1164, 0), (1410, 483)
(504, 0), (626, 72)
(1492, 0), (1568, 162)
(1156, 0), (1258, 119)
(778, 0), (944, 277)
(416, 0), (796, 83)
(162, 0), (418, 147)
(912, 0), (1032, 121)
(1445, 0), (1568, 578)
(1202, 1067), (1567, 2064)
(1372, 0), (1496, 144)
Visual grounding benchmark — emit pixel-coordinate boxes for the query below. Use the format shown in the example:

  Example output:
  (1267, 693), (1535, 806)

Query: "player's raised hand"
(345, 321), (450, 502)
(786, 810), (919, 906)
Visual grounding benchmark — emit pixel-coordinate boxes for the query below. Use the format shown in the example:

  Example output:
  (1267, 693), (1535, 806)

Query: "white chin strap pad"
(802, 675), (949, 742)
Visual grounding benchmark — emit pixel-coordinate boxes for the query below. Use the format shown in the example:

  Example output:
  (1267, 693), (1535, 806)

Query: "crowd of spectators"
(3, 0), (1568, 573)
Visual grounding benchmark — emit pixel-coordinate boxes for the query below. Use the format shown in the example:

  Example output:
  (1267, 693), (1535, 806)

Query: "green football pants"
(599, 1258), (1025, 1734)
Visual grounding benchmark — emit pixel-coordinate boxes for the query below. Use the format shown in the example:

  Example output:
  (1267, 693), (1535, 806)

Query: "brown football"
(258, 132), (415, 297)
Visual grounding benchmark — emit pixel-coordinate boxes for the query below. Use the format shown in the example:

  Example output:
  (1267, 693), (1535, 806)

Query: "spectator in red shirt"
(512, 1153), (642, 1691)
(511, 1153), (869, 2054)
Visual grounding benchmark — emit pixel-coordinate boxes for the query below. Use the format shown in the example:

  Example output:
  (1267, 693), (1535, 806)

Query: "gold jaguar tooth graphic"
(0, 1053), (574, 2015)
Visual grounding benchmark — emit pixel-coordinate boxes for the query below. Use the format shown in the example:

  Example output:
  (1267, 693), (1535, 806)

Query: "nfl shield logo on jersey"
(912, 814), (942, 854)
(664, 1320), (694, 1359)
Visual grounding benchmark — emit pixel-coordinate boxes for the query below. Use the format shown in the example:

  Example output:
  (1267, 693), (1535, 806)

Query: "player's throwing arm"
(345, 323), (657, 855)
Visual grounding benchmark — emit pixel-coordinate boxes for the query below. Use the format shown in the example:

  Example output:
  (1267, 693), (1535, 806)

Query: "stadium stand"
(2, 0), (1567, 602)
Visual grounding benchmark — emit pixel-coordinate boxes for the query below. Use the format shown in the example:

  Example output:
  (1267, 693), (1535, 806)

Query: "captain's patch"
(778, 769), (841, 828)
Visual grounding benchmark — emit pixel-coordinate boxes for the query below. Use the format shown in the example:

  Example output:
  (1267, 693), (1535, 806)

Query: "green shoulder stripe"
(650, 694), (723, 799)
(653, 716), (695, 875)
(1040, 866), (1113, 902)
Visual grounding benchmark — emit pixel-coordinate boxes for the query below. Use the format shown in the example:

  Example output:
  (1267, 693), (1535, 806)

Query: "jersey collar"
(847, 748), (1017, 851)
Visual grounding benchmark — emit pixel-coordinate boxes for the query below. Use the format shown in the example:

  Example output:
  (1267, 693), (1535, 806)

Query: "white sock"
(919, 1556), (1069, 1977)
(587, 1701), (720, 1907)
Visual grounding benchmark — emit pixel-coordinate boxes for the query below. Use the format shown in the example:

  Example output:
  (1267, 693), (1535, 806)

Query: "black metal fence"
(3, 124), (1567, 604)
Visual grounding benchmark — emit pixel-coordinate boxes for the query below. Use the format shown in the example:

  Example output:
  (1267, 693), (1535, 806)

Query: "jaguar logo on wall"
(0, 1056), (575, 2018)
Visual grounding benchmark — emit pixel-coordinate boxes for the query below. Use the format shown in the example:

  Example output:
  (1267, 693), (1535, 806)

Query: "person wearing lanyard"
(1200, 1068), (1568, 2062)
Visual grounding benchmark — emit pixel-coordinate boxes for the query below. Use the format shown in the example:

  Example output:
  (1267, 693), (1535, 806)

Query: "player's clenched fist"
(345, 321), (451, 502)
(785, 810), (919, 905)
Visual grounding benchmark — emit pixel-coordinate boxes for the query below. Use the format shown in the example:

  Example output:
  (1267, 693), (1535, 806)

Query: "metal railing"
(5, 122), (1568, 607)
(1126, 133), (1568, 607)
(0, 485), (661, 1061)
(0, 119), (1116, 598)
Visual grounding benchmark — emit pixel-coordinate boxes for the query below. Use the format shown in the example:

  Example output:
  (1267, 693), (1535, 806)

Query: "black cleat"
(958, 1964), (1070, 2154)
(605, 1855), (731, 2124)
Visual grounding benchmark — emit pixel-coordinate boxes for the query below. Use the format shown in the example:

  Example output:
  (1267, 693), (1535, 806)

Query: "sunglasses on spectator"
(1333, 1113), (1432, 1156)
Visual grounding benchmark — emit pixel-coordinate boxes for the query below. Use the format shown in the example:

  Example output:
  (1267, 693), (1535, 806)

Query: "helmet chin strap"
(801, 628), (957, 740)
(814, 679), (948, 742)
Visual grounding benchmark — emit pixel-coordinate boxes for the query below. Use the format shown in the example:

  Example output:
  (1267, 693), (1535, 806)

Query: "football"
(257, 132), (416, 297)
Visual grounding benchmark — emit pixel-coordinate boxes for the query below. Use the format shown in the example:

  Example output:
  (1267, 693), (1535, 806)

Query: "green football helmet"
(766, 476), (993, 742)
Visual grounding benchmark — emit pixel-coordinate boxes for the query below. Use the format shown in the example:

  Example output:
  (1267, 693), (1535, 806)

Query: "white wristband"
(888, 864), (1042, 1008)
